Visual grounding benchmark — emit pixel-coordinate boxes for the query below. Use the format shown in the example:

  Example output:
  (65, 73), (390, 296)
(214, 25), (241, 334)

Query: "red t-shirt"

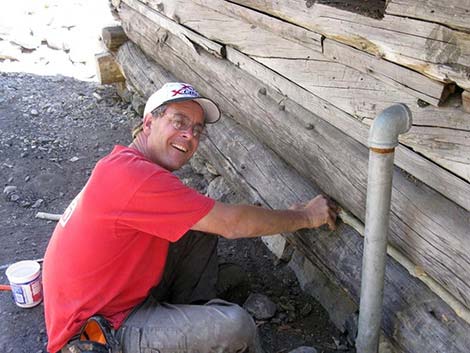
(43, 146), (215, 353)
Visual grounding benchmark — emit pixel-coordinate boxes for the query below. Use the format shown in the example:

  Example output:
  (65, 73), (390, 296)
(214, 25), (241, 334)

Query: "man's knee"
(214, 302), (257, 348)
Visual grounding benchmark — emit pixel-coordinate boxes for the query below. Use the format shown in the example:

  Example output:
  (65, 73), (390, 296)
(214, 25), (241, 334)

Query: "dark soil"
(311, 0), (385, 19)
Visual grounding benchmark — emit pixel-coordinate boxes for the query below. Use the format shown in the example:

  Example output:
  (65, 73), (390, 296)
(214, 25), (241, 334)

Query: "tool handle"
(0, 284), (12, 291)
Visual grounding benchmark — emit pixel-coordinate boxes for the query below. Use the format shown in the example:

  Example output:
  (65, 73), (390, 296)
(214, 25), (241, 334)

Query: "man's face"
(144, 100), (205, 171)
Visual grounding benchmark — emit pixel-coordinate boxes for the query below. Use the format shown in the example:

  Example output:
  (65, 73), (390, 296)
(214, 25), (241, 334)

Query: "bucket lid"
(5, 260), (41, 283)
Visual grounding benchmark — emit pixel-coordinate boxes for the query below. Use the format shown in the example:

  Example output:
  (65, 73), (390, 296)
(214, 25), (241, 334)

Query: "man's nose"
(179, 129), (194, 139)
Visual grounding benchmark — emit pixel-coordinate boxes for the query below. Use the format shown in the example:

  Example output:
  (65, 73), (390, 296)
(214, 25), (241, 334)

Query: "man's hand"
(290, 195), (338, 231)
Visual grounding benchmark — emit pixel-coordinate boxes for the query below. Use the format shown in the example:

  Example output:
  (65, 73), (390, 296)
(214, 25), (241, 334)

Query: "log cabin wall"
(108, 0), (470, 351)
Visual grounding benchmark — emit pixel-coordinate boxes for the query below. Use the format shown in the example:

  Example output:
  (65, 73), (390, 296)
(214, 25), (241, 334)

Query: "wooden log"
(115, 39), (175, 99)
(121, 0), (224, 58)
(143, 0), (322, 55)
(249, 54), (470, 174)
(95, 51), (125, 84)
(130, 0), (470, 180)
(101, 26), (128, 52)
(386, 0), (470, 32)
(364, 109), (470, 180)
(224, 47), (470, 210)
(229, 0), (470, 90)
(117, 8), (470, 310)
(323, 38), (452, 107)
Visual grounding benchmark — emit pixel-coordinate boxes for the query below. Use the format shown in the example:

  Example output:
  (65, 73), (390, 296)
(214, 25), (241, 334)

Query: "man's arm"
(192, 195), (338, 239)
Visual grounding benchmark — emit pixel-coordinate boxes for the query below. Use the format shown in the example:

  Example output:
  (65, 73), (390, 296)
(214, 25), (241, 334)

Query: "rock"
(20, 200), (31, 208)
(288, 346), (318, 353)
(45, 30), (70, 51)
(9, 29), (41, 50)
(0, 41), (22, 61)
(69, 156), (80, 162)
(93, 92), (102, 101)
(243, 293), (277, 320)
(131, 94), (145, 116)
(10, 194), (20, 202)
(30, 109), (39, 116)
(31, 199), (44, 208)
(3, 185), (17, 195)
(206, 161), (219, 176)
(300, 302), (313, 317)
(206, 176), (231, 201)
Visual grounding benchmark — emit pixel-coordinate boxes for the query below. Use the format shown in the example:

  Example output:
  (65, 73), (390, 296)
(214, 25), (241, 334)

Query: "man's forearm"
(193, 202), (311, 239)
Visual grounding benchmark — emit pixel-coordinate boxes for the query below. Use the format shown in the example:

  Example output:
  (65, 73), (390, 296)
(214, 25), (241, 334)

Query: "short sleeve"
(116, 170), (215, 242)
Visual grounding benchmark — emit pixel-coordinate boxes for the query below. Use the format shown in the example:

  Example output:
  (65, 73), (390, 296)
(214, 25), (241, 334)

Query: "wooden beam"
(386, 0), (470, 32)
(101, 26), (128, 52)
(115, 38), (175, 99)
(323, 38), (451, 107)
(118, 8), (470, 311)
(121, 0), (225, 58)
(140, 0), (321, 58)
(230, 0), (470, 90)
(128, 0), (470, 180)
(190, 0), (322, 53)
(94, 51), (125, 84)
(224, 47), (470, 211)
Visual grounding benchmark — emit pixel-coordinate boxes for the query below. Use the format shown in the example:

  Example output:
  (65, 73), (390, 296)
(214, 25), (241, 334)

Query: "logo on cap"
(171, 84), (199, 98)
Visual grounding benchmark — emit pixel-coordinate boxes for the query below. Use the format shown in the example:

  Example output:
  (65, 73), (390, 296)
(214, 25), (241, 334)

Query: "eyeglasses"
(160, 112), (206, 138)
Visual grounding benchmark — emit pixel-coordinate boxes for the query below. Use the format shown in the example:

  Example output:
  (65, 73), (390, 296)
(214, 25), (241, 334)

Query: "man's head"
(132, 82), (220, 171)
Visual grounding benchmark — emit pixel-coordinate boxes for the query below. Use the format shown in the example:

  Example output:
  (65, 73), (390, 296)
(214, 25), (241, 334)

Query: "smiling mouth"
(171, 143), (188, 153)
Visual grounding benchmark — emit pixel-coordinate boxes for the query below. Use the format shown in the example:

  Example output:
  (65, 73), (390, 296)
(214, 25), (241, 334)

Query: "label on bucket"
(10, 275), (42, 307)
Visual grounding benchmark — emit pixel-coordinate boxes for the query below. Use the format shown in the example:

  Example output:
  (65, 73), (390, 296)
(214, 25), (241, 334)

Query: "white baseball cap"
(143, 82), (221, 123)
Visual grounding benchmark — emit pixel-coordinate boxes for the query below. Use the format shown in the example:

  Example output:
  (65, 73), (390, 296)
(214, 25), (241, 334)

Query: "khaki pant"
(116, 231), (263, 353)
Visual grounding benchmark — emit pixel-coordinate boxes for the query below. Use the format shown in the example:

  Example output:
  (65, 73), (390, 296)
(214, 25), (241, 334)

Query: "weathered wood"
(117, 9), (470, 310)
(193, 0), (322, 52)
(386, 0), (470, 32)
(463, 91), (470, 113)
(121, 0), (225, 58)
(230, 0), (470, 90)
(101, 26), (128, 52)
(94, 51), (125, 84)
(115, 40), (175, 98)
(362, 120), (470, 174)
(255, 53), (470, 175)
(131, 0), (470, 179)
(323, 39), (451, 107)
(139, 0), (320, 58)
(225, 47), (470, 211)
(252, 54), (470, 131)
(198, 113), (470, 353)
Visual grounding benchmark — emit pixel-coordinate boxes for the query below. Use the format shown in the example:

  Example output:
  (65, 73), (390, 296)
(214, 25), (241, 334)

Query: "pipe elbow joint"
(368, 103), (413, 149)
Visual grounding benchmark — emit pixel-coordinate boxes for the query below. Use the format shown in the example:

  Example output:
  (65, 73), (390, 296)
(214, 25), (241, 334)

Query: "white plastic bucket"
(5, 260), (43, 308)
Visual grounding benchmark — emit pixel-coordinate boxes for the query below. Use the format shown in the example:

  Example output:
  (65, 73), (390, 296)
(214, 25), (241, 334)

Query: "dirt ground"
(0, 72), (354, 353)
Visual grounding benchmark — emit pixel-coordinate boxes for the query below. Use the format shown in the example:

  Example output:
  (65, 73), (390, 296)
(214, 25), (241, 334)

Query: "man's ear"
(142, 113), (153, 135)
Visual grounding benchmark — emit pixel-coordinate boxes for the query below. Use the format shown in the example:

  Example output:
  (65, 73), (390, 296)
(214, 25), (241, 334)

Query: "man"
(43, 82), (338, 353)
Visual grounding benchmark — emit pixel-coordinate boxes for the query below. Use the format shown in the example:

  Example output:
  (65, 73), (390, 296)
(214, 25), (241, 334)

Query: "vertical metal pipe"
(356, 104), (412, 353)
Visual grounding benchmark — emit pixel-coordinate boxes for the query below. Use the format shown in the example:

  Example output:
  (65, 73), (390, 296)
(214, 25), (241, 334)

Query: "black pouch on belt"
(64, 315), (121, 353)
